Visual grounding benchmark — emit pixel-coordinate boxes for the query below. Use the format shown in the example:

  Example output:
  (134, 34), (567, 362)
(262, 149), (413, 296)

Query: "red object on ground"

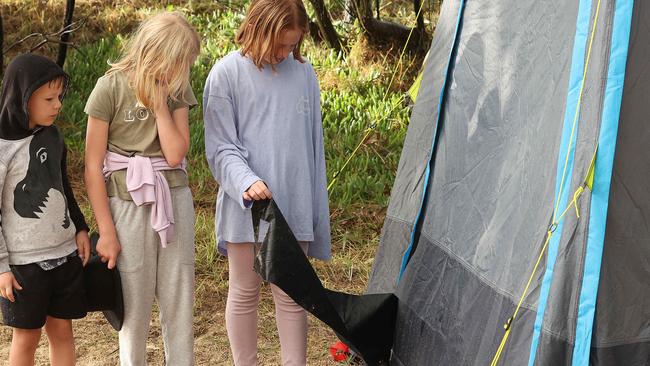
(329, 341), (350, 362)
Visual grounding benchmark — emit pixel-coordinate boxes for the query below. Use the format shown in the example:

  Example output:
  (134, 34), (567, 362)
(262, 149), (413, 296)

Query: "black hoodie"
(0, 53), (88, 273)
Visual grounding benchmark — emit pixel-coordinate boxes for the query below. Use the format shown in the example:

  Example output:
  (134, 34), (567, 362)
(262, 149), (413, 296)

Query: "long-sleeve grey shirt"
(203, 51), (331, 260)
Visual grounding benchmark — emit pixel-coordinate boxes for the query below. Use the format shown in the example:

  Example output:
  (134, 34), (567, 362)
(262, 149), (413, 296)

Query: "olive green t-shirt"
(84, 71), (197, 200)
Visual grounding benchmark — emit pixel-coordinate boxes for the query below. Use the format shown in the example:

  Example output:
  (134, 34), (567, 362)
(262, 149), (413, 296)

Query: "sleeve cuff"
(239, 175), (261, 210)
(71, 210), (89, 234)
(75, 223), (90, 234)
(0, 260), (10, 274)
(84, 111), (111, 123)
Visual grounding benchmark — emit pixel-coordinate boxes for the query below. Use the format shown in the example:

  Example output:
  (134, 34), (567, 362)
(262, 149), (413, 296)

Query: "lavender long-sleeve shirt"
(203, 51), (331, 260)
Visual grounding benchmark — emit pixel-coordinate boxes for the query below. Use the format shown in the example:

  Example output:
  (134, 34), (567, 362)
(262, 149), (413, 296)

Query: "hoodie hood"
(0, 53), (69, 140)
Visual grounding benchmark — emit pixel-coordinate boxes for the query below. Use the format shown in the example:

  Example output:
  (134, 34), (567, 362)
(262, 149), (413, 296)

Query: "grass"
(1, 0), (436, 364)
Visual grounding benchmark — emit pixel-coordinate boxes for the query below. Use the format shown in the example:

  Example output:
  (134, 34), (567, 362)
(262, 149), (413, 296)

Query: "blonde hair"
(107, 12), (200, 110)
(236, 0), (309, 69)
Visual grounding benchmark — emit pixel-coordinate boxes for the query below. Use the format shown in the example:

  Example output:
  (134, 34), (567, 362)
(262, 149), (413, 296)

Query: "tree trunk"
(1, 13), (4, 76)
(57, 0), (75, 67)
(307, 0), (342, 52)
(352, 0), (429, 53)
(414, 0), (425, 37)
(308, 20), (323, 43)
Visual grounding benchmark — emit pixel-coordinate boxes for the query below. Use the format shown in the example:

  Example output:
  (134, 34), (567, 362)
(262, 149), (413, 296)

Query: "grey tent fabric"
(590, 1), (650, 363)
(367, 0), (466, 295)
(366, 0), (649, 365)
(389, 0), (580, 362)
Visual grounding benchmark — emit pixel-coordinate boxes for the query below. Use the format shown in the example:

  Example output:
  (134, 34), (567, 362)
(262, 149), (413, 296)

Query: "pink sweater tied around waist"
(103, 151), (187, 247)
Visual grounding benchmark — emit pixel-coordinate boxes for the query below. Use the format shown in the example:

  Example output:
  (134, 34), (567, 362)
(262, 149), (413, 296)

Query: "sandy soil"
(0, 275), (342, 365)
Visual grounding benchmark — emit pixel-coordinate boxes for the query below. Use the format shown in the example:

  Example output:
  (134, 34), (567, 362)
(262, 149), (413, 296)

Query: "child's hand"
(76, 230), (91, 266)
(244, 180), (272, 201)
(0, 271), (22, 303)
(154, 81), (170, 112)
(97, 233), (122, 270)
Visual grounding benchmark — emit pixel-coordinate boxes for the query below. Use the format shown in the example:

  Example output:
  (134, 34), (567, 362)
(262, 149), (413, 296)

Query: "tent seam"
(421, 232), (538, 309)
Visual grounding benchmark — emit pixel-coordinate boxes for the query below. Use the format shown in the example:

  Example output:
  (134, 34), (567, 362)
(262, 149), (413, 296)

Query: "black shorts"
(1, 255), (87, 329)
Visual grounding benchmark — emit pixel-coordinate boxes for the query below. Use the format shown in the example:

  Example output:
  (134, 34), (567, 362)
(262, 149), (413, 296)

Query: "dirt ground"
(0, 275), (346, 365)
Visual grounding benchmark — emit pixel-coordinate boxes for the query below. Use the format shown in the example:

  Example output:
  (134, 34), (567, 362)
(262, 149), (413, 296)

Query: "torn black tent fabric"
(251, 200), (397, 365)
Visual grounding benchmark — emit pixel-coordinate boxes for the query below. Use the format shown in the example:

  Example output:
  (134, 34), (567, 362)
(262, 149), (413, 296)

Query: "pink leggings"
(225, 242), (308, 366)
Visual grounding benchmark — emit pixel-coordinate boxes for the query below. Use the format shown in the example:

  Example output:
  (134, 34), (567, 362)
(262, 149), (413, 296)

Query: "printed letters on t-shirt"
(124, 106), (150, 123)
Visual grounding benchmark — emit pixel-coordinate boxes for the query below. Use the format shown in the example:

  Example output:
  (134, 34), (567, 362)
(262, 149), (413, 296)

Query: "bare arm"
(155, 105), (190, 167)
(84, 116), (121, 269)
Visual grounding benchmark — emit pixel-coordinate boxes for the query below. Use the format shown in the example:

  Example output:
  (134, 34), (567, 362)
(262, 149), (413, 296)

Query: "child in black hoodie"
(0, 54), (90, 365)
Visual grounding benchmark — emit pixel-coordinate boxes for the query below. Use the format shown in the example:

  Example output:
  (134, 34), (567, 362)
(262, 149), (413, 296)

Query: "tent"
(367, 0), (649, 364)
(255, 0), (649, 365)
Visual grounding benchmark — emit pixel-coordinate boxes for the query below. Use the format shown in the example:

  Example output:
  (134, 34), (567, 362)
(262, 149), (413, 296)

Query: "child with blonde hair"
(84, 12), (199, 365)
(204, 0), (331, 364)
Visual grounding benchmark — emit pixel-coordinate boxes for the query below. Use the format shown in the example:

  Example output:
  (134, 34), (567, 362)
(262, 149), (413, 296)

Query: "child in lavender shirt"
(203, 0), (330, 364)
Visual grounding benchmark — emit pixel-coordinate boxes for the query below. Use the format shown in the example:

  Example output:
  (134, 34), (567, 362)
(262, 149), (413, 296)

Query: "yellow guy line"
(489, 0), (603, 364)
(327, 0), (428, 192)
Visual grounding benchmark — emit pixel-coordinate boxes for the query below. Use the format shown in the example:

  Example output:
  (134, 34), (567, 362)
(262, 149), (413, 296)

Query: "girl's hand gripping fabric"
(244, 180), (273, 201)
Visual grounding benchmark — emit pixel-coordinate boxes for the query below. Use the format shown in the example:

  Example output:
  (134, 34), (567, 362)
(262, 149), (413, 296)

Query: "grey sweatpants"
(110, 186), (196, 366)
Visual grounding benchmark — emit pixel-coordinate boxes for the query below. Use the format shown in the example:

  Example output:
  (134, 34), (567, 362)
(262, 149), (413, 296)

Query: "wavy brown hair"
(236, 0), (309, 69)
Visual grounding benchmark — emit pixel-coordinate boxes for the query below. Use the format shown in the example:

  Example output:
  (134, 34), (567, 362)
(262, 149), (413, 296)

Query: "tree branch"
(3, 19), (87, 60)
(307, 0), (342, 52)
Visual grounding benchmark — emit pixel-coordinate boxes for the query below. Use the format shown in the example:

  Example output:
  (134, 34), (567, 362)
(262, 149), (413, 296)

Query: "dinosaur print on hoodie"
(13, 127), (71, 228)
(0, 53), (88, 274)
